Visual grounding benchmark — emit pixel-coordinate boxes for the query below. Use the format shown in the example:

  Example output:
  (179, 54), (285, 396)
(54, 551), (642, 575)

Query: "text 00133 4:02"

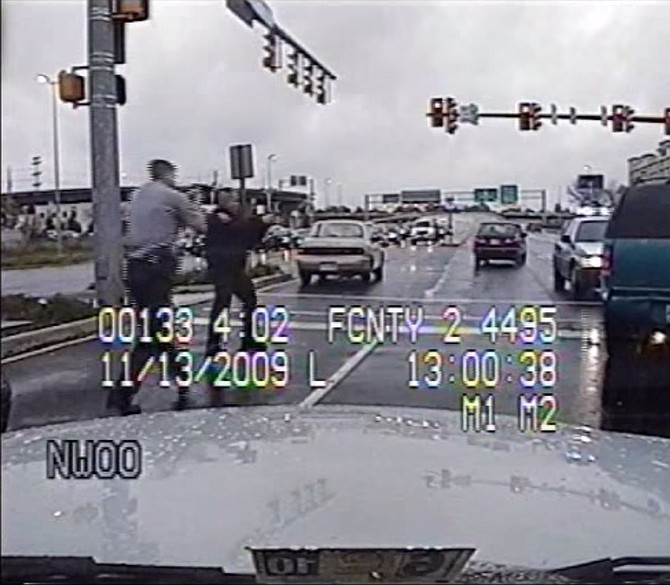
(460, 393), (558, 433)
(97, 306), (194, 345)
(45, 439), (143, 479)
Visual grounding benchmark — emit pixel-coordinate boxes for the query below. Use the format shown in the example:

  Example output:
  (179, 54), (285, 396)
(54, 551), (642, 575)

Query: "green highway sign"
(500, 184), (519, 205)
(474, 188), (498, 203)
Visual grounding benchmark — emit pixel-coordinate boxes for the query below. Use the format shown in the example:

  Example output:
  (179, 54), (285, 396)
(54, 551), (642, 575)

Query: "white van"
(409, 219), (439, 244)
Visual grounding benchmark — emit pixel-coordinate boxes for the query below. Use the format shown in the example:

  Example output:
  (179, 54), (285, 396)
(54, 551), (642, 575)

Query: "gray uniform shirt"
(125, 181), (205, 259)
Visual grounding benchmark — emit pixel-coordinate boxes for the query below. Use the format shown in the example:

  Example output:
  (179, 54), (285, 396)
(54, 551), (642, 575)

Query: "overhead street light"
(36, 73), (63, 253)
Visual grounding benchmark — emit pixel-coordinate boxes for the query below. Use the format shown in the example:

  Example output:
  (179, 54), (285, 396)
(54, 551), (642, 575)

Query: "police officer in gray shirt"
(107, 159), (215, 415)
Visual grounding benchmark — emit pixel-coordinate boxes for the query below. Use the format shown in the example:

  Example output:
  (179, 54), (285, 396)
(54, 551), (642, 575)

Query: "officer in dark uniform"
(204, 191), (276, 357)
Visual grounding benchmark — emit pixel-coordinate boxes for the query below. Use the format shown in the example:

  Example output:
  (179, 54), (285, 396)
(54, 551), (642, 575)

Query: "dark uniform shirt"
(205, 212), (270, 271)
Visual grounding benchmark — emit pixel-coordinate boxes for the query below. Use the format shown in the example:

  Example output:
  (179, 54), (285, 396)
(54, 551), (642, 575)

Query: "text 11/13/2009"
(101, 350), (290, 390)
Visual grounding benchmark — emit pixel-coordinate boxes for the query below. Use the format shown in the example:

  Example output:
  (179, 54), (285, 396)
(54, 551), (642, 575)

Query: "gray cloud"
(2, 0), (669, 206)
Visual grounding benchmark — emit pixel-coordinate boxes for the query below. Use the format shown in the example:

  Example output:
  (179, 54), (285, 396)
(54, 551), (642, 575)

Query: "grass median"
(2, 263), (286, 333)
(1, 240), (93, 270)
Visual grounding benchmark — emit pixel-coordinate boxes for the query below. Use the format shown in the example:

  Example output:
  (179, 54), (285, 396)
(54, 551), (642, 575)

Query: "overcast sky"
(2, 0), (669, 207)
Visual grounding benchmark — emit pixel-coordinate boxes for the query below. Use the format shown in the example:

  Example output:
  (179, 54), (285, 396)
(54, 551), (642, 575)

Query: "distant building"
(0, 184), (309, 223)
(628, 139), (670, 185)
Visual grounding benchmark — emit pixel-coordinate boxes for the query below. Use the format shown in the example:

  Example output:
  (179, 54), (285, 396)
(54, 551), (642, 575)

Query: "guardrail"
(312, 210), (455, 224)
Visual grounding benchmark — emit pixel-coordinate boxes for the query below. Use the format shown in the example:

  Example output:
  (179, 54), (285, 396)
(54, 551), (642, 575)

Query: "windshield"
(312, 222), (365, 238)
(2, 0), (669, 578)
(477, 223), (520, 236)
(575, 220), (608, 242)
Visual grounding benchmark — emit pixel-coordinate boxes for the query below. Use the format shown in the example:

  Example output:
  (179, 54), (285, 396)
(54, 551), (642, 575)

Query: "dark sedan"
(473, 222), (527, 268)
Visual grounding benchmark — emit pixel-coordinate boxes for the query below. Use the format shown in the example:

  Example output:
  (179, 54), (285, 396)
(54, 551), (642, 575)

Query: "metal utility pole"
(88, 0), (124, 307)
(266, 153), (277, 213)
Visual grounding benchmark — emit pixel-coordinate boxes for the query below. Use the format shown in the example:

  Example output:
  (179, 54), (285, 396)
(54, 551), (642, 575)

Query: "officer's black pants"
(206, 268), (259, 356)
(124, 257), (180, 392)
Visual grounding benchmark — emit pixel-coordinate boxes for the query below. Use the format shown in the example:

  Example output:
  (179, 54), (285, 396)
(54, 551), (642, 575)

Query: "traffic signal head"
(428, 98), (445, 128)
(315, 71), (330, 105)
(611, 104), (625, 132)
(58, 70), (85, 104)
(303, 60), (314, 95)
(518, 102), (532, 131)
(287, 50), (300, 87)
(262, 32), (281, 72)
(624, 105), (635, 132)
(446, 97), (459, 134)
(665, 107), (670, 136)
(530, 103), (542, 130)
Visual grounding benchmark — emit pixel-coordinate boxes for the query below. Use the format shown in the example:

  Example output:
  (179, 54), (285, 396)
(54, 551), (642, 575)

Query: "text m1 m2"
(46, 439), (143, 479)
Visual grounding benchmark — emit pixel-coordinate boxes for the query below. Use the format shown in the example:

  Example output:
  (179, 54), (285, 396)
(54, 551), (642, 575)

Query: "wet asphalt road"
(2, 214), (668, 437)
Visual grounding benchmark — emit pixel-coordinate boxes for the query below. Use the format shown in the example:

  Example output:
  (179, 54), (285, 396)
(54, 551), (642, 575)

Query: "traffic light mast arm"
(427, 112), (666, 123)
(272, 25), (337, 81)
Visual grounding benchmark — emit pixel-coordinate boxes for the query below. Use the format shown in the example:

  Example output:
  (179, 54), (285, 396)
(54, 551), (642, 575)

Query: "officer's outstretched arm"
(172, 190), (207, 233)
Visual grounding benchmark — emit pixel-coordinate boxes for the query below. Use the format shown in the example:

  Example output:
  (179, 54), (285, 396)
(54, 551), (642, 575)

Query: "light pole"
(266, 154), (277, 213)
(324, 177), (332, 209)
(36, 73), (63, 253)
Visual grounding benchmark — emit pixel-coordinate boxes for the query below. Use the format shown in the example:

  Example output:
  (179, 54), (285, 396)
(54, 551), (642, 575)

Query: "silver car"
(296, 220), (385, 286)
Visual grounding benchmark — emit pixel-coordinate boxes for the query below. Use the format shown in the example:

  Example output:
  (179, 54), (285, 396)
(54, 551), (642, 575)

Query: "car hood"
(301, 237), (367, 248)
(575, 242), (604, 256)
(2, 405), (669, 573)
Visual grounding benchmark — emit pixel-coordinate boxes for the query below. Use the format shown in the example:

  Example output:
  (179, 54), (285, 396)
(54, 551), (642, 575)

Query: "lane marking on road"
(1, 334), (99, 365)
(298, 340), (379, 408)
(257, 291), (603, 307)
(190, 317), (595, 339)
